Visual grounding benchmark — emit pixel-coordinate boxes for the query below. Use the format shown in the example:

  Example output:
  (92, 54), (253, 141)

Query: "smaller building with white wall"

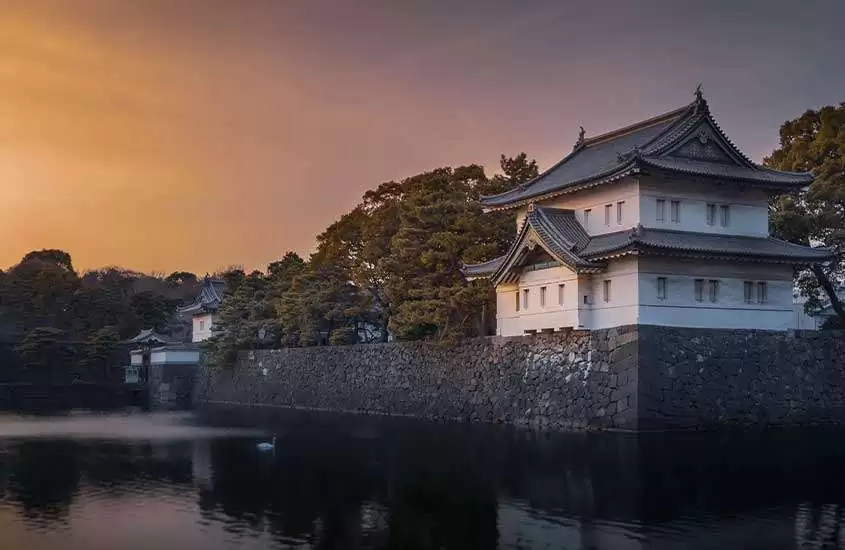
(177, 277), (227, 343)
(125, 277), (227, 384)
(465, 89), (831, 334)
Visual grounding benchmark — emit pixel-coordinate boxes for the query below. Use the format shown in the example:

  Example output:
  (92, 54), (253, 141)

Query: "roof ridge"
(582, 102), (692, 148)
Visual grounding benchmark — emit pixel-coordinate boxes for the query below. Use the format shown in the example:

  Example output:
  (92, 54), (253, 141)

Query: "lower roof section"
(463, 214), (831, 282)
(583, 227), (832, 263)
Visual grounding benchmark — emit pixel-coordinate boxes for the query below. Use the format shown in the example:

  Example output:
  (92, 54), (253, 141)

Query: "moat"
(0, 411), (844, 549)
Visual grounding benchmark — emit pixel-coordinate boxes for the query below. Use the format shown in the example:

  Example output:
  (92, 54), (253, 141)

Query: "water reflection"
(0, 411), (844, 549)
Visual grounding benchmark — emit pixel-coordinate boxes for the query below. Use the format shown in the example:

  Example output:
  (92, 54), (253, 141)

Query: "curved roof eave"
(481, 162), (640, 212)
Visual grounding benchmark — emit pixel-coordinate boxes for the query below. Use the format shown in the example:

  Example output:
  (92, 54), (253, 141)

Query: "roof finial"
(573, 126), (585, 150)
(693, 83), (709, 114)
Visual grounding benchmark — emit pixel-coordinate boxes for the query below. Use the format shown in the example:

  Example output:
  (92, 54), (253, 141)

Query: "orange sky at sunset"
(2, 1), (844, 275)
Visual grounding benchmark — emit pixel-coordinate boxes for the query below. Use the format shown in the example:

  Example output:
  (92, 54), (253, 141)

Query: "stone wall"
(196, 327), (640, 430)
(195, 325), (845, 431)
(148, 364), (196, 410)
(638, 326), (845, 429)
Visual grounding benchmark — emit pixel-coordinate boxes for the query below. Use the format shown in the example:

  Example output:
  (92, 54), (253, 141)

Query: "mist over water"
(0, 410), (844, 549)
(0, 411), (261, 440)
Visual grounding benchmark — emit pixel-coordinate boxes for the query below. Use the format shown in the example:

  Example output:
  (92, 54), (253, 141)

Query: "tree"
(165, 271), (198, 285)
(16, 327), (73, 382)
(312, 183), (405, 342)
(203, 257), (308, 367)
(0, 250), (82, 337)
(81, 326), (122, 381)
(764, 103), (845, 324)
(276, 264), (370, 347)
(21, 249), (74, 272)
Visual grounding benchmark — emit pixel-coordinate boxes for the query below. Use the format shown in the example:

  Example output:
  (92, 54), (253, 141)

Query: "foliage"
(765, 103), (845, 323)
(312, 153), (533, 342)
(0, 250), (199, 381)
(16, 327), (74, 381)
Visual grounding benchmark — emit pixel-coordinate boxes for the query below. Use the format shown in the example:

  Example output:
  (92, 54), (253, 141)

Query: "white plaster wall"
(192, 313), (215, 342)
(793, 303), (821, 330)
(150, 349), (200, 365)
(584, 256), (640, 329)
(637, 257), (794, 330)
(496, 266), (580, 335)
(539, 178), (640, 236)
(639, 177), (769, 237)
(130, 353), (143, 366)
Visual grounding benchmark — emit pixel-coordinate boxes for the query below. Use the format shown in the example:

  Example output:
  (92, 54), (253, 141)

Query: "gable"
(664, 121), (748, 166)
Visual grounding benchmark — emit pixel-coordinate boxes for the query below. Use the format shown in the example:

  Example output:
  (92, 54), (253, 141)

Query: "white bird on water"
(256, 435), (276, 452)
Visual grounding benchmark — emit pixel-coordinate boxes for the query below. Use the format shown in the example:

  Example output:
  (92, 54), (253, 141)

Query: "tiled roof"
(126, 329), (172, 345)
(464, 208), (831, 282)
(641, 157), (812, 186)
(177, 277), (227, 315)
(462, 256), (505, 278)
(464, 207), (604, 284)
(480, 93), (812, 209)
(582, 227), (832, 262)
(480, 118), (677, 209)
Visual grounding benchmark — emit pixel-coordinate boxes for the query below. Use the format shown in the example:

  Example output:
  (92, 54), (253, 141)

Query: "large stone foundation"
(195, 326), (845, 431)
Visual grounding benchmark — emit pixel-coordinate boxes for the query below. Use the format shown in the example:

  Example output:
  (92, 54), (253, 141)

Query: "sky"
(1, 0), (844, 275)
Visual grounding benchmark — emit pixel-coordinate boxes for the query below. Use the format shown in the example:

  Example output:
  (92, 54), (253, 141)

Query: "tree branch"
(811, 263), (845, 323)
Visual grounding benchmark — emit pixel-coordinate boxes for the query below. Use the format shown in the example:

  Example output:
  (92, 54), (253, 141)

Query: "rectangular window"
(616, 201), (625, 225)
(694, 279), (704, 302)
(757, 282), (767, 304)
(584, 209), (591, 228)
(720, 205), (730, 227)
(706, 204), (717, 226)
(708, 279), (720, 303)
(583, 294), (591, 305)
(671, 200), (681, 223)
(515, 290), (520, 312)
(558, 284), (565, 306)
(604, 204), (612, 226)
(657, 277), (667, 300)
(743, 281), (754, 304)
(199, 320), (205, 331)
(656, 199), (666, 223)
(603, 280), (611, 303)
(522, 289), (529, 310)
(540, 286), (547, 307)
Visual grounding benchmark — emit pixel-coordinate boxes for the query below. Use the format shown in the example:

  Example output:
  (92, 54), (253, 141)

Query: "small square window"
(743, 281), (754, 304)
(558, 284), (565, 306)
(671, 200), (681, 223)
(720, 205), (730, 227)
(694, 279), (704, 302)
(757, 281), (767, 304)
(540, 286), (547, 307)
(706, 204), (716, 226)
(603, 280), (611, 302)
(657, 277), (667, 300)
(708, 280), (720, 303)
(656, 199), (666, 223)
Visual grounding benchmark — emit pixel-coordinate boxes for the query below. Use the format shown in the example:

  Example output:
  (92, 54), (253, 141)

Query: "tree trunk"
(379, 315), (390, 343)
(811, 263), (845, 324)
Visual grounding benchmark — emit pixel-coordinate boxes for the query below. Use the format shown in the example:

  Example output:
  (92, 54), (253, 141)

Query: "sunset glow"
(2, 1), (843, 274)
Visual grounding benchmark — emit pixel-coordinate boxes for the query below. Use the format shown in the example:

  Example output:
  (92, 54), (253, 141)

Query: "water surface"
(0, 410), (843, 549)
